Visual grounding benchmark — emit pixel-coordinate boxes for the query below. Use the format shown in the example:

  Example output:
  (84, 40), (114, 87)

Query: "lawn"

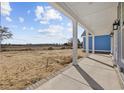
(0, 49), (85, 89)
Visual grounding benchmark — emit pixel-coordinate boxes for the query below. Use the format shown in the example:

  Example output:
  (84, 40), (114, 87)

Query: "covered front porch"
(33, 54), (122, 90)
(26, 2), (124, 90)
(50, 2), (118, 65)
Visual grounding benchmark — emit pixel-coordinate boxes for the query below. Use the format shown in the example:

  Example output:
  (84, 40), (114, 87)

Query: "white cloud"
(22, 27), (26, 30)
(38, 25), (64, 33)
(27, 10), (31, 14)
(1, 2), (12, 16)
(35, 6), (44, 20)
(35, 6), (62, 24)
(61, 23), (64, 25)
(40, 21), (49, 24)
(6, 17), (12, 22)
(45, 7), (62, 20)
(67, 22), (72, 32)
(11, 25), (17, 28)
(67, 23), (72, 27)
(30, 27), (34, 30)
(19, 17), (24, 23)
(37, 25), (66, 41)
(67, 27), (72, 32)
(46, 33), (65, 39)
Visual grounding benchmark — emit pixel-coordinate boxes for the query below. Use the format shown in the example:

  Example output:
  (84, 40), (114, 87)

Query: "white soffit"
(50, 2), (118, 35)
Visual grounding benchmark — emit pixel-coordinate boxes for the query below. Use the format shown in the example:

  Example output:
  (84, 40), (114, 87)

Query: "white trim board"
(83, 49), (111, 52)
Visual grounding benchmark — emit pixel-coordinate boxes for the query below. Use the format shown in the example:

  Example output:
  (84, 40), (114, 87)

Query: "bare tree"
(67, 38), (81, 48)
(0, 26), (12, 51)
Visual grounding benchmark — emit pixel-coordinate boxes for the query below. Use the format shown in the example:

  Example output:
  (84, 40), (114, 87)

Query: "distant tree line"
(0, 26), (82, 51)
(2, 38), (82, 49)
(63, 38), (82, 48)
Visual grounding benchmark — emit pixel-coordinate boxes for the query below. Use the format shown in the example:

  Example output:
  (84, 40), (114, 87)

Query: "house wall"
(115, 2), (124, 72)
(83, 35), (111, 52)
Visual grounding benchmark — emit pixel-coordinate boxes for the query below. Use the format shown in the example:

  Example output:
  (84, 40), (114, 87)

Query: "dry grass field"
(0, 49), (85, 89)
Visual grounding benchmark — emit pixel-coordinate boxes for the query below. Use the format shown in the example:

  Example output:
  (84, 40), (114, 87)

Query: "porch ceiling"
(50, 2), (118, 35)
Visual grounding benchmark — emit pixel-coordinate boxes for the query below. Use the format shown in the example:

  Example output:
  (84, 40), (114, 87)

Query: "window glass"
(122, 3), (124, 59)
(122, 3), (124, 22)
(118, 3), (121, 19)
(123, 29), (124, 59)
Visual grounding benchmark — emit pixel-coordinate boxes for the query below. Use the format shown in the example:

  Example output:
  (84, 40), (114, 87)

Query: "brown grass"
(0, 49), (85, 89)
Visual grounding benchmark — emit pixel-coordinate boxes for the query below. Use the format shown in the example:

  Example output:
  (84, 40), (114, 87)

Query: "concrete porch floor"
(36, 54), (122, 90)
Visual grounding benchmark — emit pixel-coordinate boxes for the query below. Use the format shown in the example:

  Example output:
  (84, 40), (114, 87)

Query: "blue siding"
(83, 37), (92, 50)
(83, 35), (111, 52)
(89, 37), (92, 50)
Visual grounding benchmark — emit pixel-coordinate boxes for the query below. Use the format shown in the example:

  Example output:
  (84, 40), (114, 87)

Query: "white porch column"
(0, 39), (1, 52)
(113, 30), (118, 65)
(111, 36), (114, 54)
(92, 35), (95, 53)
(0, 35), (2, 52)
(72, 20), (78, 65)
(86, 31), (89, 56)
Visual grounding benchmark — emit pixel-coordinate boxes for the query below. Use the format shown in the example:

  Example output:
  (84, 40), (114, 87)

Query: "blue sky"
(1, 2), (84, 44)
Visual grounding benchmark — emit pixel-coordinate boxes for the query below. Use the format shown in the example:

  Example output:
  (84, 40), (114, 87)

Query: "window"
(118, 3), (121, 19)
(122, 3), (124, 21)
(122, 3), (124, 60)
(122, 28), (124, 59)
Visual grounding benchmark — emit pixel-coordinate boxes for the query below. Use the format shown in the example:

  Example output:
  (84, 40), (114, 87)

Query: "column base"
(72, 63), (78, 66)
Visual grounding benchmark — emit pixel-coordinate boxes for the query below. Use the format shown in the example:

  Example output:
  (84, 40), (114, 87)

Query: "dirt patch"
(0, 49), (85, 89)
